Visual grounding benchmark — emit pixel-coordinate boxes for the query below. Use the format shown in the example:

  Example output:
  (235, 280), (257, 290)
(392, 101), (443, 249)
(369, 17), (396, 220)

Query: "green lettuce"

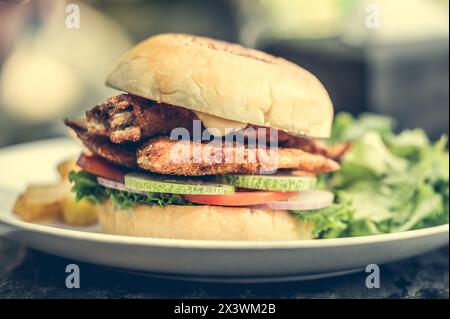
(291, 202), (353, 238)
(68, 170), (188, 210)
(321, 112), (449, 237)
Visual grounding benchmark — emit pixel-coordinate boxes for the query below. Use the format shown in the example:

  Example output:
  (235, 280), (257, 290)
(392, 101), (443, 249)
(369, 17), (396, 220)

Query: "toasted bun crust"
(97, 201), (314, 241)
(106, 33), (333, 138)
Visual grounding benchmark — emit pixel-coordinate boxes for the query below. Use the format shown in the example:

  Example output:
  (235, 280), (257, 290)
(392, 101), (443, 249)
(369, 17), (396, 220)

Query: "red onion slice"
(248, 190), (335, 211)
(97, 177), (149, 196)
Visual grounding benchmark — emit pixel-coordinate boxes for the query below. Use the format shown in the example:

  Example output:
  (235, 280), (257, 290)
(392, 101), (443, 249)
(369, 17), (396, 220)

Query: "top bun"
(106, 33), (334, 138)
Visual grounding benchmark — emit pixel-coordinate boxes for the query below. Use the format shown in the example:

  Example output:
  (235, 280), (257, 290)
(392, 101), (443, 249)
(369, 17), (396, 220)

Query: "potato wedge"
(14, 159), (99, 226)
(57, 159), (80, 181)
(13, 184), (67, 223)
(62, 195), (98, 226)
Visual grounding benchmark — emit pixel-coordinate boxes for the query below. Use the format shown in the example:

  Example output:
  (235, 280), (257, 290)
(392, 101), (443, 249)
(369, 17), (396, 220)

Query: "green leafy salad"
(315, 113), (449, 237)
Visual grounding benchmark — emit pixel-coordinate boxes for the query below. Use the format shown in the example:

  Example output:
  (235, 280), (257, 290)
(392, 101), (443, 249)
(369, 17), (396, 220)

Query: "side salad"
(311, 112), (449, 237)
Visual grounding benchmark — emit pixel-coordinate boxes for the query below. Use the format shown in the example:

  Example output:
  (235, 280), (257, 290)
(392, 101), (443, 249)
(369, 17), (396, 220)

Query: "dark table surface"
(0, 238), (448, 299)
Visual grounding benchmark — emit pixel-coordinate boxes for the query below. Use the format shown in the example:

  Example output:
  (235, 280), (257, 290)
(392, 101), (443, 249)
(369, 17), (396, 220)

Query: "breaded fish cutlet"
(86, 94), (196, 144)
(136, 136), (340, 176)
(65, 118), (340, 176)
(84, 94), (349, 161)
(65, 119), (138, 168)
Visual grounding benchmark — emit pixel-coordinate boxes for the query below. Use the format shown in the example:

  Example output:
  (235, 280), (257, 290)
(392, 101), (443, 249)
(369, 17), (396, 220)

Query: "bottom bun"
(96, 201), (314, 241)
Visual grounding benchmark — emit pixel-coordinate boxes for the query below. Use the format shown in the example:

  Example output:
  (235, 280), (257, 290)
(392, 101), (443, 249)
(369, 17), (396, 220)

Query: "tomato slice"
(76, 153), (125, 182)
(183, 191), (297, 207)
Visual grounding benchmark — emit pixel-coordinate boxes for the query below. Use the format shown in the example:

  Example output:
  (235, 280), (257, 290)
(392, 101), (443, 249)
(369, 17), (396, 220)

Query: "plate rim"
(1, 211), (448, 250)
(0, 138), (449, 250)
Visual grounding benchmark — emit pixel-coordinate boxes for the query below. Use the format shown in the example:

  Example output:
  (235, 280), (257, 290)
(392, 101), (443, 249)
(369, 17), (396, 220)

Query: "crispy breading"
(278, 130), (352, 161)
(137, 137), (340, 176)
(65, 119), (340, 175)
(85, 95), (350, 162)
(86, 94), (196, 144)
(236, 125), (350, 160)
(65, 119), (138, 168)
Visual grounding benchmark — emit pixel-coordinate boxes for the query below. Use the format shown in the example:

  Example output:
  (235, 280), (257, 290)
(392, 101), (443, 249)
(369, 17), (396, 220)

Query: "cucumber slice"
(217, 174), (317, 192)
(125, 173), (235, 195)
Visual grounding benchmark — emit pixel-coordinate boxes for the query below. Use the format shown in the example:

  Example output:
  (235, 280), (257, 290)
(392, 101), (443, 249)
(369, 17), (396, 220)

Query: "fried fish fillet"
(65, 119), (138, 168)
(137, 137), (340, 176)
(66, 118), (339, 175)
(243, 126), (351, 161)
(86, 94), (196, 144)
(278, 131), (352, 161)
(86, 95), (350, 160)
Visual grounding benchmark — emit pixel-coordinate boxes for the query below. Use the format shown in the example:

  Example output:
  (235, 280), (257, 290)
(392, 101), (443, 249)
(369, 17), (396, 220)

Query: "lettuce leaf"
(329, 112), (394, 144)
(323, 113), (449, 237)
(68, 170), (188, 210)
(291, 202), (353, 239)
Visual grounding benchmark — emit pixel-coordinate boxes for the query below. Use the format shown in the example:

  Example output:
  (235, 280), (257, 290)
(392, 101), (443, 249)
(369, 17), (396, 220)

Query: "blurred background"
(0, 0), (448, 148)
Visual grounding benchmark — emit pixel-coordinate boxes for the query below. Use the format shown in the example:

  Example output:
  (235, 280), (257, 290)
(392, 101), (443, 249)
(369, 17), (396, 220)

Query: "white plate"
(0, 138), (448, 283)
